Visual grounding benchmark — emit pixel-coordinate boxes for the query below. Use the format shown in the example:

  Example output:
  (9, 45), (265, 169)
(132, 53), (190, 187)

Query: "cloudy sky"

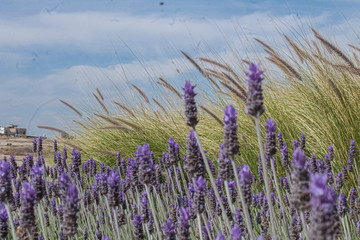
(0, 0), (359, 137)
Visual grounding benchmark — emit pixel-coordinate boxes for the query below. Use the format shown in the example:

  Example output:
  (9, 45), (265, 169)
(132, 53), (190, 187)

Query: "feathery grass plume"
(199, 104), (224, 127)
(59, 99), (82, 117)
(158, 77), (182, 99)
(219, 81), (247, 102)
(96, 87), (104, 101)
(37, 125), (70, 136)
(311, 28), (354, 67)
(152, 98), (168, 114)
(283, 34), (308, 62)
(93, 92), (109, 114)
(113, 101), (137, 118)
(130, 83), (150, 103)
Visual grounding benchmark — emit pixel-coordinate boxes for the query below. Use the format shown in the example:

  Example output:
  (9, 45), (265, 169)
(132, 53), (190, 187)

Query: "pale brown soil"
(0, 136), (53, 163)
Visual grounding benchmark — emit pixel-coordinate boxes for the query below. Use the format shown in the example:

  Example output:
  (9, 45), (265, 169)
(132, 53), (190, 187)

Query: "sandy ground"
(0, 136), (54, 163)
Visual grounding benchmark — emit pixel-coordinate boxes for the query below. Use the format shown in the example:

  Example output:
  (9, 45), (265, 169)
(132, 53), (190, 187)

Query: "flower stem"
(145, 185), (162, 239)
(192, 128), (232, 233)
(231, 160), (256, 240)
(255, 116), (277, 239)
(5, 203), (17, 240)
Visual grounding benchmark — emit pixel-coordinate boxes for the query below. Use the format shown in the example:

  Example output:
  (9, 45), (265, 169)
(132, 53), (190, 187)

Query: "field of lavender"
(2, 63), (359, 239)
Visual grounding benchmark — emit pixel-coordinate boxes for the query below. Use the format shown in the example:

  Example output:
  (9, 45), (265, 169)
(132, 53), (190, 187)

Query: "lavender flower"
(107, 170), (120, 208)
(141, 195), (149, 223)
(223, 105), (240, 157)
(281, 144), (290, 173)
(95, 172), (108, 195)
(138, 143), (155, 185)
(336, 172), (342, 192)
(239, 164), (253, 207)
(178, 207), (190, 240)
(218, 144), (231, 181)
(168, 137), (180, 164)
(183, 80), (198, 128)
(30, 164), (44, 202)
(0, 205), (8, 238)
(20, 182), (36, 229)
(231, 224), (244, 240)
(38, 136), (43, 155)
(337, 193), (348, 217)
(32, 138), (37, 153)
(194, 176), (206, 214)
(63, 185), (79, 238)
(59, 172), (72, 199)
(278, 132), (284, 150)
(162, 218), (176, 240)
(291, 148), (310, 211)
(0, 161), (12, 202)
(309, 174), (338, 240)
(133, 214), (144, 240)
(184, 130), (204, 178)
(245, 63), (265, 117)
(216, 231), (226, 240)
(264, 118), (277, 156)
(300, 133), (306, 150)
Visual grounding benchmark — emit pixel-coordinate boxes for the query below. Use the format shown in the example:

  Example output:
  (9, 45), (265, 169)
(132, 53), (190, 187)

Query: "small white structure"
(0, 127), (4, 135)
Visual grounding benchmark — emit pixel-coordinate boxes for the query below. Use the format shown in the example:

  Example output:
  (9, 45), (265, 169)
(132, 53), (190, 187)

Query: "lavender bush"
(2, 62), (360, 239)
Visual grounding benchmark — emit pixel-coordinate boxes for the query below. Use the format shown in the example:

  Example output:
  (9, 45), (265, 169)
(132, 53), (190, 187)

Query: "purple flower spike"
(102, 237), (110, 240)
(20, 182), (36, 229)
(178, 207), (190, 240)
(0, 204), (8, 238)
(231, 224), (244, 240)
(107, 170), (120, 208)
(133, 214), (144, 240)
(223, 105), (240, 157)
(63, 185), (79, 238)
(328, 145), (334, 162)
(292, 148), (307, 170)
(245, 63), (265, 117)
(216, 231), (226, 240)
(33, 138), (37, 153)
(183, 80), (198, 128)
(168, 137), (180, 164)
(0, 161), (12, 203)
(291, 148), (310, 211)
(300, 133), (306, 150)
(185, 130), (204, 178)
(195, 176), (206, 214)
(239, 165), (252, 207)
(278, 131), (284, 150)
(309, 174), (338, 239)
(337, 193), (348, 218)
(138, 143), (155, 185)
(162, 218), (176, 240)
(30, 164), (44, 202)
(264, 118), (277, 156)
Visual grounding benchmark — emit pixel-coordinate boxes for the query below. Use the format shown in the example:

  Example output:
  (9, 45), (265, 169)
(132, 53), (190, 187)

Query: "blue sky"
(0, 0), (359, 137)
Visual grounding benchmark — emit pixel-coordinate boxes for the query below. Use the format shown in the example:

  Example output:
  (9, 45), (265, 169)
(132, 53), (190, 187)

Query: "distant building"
(0, 124), (26, 137)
